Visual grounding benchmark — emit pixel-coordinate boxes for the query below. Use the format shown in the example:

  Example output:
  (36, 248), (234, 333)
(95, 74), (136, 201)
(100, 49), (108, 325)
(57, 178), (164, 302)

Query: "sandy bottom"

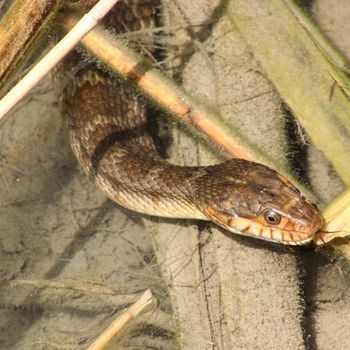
(1, 0), (350, 349)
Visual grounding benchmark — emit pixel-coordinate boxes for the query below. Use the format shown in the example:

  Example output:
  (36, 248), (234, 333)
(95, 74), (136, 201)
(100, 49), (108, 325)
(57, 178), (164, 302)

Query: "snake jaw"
(203, 206), (316, 245)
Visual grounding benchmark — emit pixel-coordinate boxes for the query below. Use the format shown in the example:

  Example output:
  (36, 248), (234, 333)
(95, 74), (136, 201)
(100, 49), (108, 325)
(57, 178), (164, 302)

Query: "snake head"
(194, 159), (324, 245)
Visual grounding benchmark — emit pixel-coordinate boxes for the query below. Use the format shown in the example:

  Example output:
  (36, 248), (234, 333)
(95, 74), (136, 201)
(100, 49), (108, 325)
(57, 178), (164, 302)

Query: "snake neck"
(62, 68), (208, 220)
(61, 0), (324, 245)
(61, 0), (209, 219)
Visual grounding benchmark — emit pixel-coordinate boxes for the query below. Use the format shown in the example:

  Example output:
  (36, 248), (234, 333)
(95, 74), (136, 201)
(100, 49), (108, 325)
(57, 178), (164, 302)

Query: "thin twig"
(62, 15), (251, 160)
(87, 289), (156, 350)
(61, 13), (317, 201)
(0, 0), (120, 120)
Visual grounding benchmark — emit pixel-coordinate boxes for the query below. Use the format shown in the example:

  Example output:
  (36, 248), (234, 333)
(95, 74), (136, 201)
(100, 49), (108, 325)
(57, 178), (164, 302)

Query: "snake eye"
(263, 209), (281, 225)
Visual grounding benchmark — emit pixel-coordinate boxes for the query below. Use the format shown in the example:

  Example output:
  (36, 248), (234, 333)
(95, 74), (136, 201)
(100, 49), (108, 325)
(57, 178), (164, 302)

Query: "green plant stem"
(227, 0), (350, 186)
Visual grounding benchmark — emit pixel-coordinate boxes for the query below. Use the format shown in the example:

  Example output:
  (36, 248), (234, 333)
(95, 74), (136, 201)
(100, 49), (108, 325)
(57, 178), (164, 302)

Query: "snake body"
(62, 0), (323, 245)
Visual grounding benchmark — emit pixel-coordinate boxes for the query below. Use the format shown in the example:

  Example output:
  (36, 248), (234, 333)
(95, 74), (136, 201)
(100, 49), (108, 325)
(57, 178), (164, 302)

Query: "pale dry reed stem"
(0, 0), (120, 120)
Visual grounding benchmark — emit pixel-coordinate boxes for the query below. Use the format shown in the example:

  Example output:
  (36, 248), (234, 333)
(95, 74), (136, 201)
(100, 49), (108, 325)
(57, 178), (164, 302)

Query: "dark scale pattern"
(192, 159), (323, 241)
(61, 0), (324, 242)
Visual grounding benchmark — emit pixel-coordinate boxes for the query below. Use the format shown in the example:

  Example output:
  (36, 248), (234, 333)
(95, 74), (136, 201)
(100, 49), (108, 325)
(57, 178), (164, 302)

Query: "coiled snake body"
(62, 1), (323, 245)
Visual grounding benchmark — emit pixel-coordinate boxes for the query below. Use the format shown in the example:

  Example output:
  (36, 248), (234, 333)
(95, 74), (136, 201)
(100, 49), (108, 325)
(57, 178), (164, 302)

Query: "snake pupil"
(264, 210), (281, 225)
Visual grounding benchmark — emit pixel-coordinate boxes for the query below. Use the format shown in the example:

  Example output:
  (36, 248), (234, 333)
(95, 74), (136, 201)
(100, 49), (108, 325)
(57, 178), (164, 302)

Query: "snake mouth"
(203, 207), (315, 245)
